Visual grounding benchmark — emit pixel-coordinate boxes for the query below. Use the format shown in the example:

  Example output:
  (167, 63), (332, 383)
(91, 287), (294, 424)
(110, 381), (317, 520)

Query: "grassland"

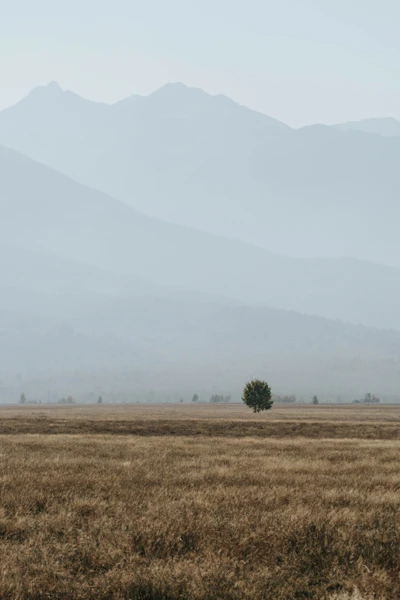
(0, 404), (399, 599)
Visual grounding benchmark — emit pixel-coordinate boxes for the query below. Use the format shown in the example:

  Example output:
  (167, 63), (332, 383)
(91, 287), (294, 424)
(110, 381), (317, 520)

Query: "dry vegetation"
(2, 403), (400, 439)
(0, 404), (399, 599)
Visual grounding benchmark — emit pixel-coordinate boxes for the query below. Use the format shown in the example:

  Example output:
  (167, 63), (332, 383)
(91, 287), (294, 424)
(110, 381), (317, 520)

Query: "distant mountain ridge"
(0, 82), (399, 267)
(333, 117), (400, 138)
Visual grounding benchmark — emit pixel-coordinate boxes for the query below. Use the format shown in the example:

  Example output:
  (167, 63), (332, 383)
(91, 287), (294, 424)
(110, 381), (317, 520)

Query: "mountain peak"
(157, 82), (189, 91)
(25, 81), (64, 101)
(150, 82), (209, 100)
(33, 81), (64, 96)
(46, 81), (62, 92)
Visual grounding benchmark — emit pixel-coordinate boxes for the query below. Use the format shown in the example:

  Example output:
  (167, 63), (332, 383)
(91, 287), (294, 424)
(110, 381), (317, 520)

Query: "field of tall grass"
(0, 404), (399, 599)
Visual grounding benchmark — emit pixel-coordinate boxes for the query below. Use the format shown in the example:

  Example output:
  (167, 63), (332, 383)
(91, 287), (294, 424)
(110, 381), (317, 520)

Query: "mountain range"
(1, 82), (399, 266)
(1, 83), (400, 400)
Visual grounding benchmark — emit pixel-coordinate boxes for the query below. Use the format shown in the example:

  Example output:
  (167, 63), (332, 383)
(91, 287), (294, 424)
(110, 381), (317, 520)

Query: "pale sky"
(1, 0), (400, 127)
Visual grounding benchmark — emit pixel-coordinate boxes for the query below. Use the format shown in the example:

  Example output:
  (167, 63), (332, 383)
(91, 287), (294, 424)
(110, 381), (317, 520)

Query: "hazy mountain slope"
(0, 243), (125, 297)
(80, 119), (400, 267)
(0, 242), (238, 318)
(1, 83), (400, 266)
(334, 117), (400, 137)
(0, 308), (153, 375)
(2, 297), (400, 400)
(78, 295), (400, 360)
(0, 243), (176, 319)
(1, 145), (400, 330)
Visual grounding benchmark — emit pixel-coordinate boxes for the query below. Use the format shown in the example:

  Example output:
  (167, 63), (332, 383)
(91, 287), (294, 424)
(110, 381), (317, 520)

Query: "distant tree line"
(274, 394), (297, 403)
(19, 392), (77, 404)
(209, 394), (231, 403)
(19, 393), (42, 405)
(58, 396), (75, 404)
(352, 393), (380, 404)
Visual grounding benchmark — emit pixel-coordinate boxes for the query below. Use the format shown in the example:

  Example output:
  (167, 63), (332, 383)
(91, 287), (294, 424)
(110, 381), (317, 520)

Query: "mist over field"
(1, 78), (400, 402)
(1, 0), (400, 404)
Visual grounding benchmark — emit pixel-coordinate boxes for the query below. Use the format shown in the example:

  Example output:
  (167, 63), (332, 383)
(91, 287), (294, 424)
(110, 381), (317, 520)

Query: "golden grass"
(3, 402), (400, 423)
(0, 405), (399, 599)
(1, 403), (400, 439)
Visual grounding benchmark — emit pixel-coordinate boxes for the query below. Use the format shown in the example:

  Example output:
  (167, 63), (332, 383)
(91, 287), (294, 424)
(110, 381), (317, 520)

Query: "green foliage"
(312, 395), (319, 405)
(97, 396), (103, 404)
(192, 394), (199, 402)
(242, 379), (273, 413)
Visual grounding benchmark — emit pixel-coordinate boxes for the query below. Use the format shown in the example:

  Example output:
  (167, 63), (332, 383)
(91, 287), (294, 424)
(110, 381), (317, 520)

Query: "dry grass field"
(0, 404), (399, 599)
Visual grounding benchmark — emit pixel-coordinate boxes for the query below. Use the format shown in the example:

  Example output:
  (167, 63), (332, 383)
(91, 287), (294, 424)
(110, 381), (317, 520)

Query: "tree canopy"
(242, 379), (273, 413)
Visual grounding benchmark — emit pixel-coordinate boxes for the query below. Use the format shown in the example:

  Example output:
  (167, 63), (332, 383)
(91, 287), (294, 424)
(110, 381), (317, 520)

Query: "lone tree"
(312, 395), (319, 405)
(242, 379), (273, 413)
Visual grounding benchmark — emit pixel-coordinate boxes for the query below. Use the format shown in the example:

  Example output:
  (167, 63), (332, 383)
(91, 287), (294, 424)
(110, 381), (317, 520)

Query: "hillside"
(2, 295), (400, 401)
(2, 146), (400, 331)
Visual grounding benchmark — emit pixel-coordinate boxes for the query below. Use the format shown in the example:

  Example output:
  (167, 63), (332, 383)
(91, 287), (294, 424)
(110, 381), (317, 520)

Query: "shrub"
(242, 379), (273, 413)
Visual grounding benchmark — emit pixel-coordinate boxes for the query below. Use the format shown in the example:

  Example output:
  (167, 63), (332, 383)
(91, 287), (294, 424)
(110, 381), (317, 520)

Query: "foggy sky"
(1, 0), (400, 127)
